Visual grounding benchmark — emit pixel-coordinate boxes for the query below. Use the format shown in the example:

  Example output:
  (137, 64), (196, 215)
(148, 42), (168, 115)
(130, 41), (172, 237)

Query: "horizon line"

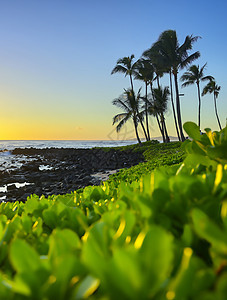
(0, 136), (177, 142)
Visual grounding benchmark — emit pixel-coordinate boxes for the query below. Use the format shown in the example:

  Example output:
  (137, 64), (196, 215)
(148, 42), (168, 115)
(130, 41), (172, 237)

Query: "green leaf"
(24, 196), (39, 214)
(32, 217), (43, 237)
(10, 239), (41, 273)
(1, 215), (21, 244)
(42, 209), (58, 229)
(2, 275), (31, 296)
(113, 211), (136, 246)
(21, 214), (32, 234)
(183, 122), (202, 140)
(106, 249), (142, 299)
(46, 254), (85, 300)
(49, 228), (81, 260)
(82, 222), (111, 280)
(167, 252), (202, 300)
(75, 275), (100, 299)
(191, 209), (227, 254)
(139, 225), (174, 295)
(183, 154), (217, 169)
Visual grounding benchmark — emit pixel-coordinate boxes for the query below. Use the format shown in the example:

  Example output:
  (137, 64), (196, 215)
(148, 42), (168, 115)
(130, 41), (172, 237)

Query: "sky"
(0, 0), (226, 140)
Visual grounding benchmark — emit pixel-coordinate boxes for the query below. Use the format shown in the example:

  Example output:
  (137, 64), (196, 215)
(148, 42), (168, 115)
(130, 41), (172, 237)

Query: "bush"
(0, 122), (227, 299)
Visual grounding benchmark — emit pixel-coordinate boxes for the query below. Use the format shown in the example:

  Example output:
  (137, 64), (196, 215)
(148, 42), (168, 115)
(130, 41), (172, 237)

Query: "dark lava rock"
(7, 184), (17, 191)
(2, 147), (144, 202)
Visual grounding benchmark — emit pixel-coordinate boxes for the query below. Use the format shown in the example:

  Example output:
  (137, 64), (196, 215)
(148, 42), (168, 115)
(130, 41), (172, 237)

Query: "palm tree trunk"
(162, 114), (170, 143)
(139, 116), (149, 141)
(157, 76), (160, 89)
(169, 71), (180, 140)
(145, 81), (150, 140)
(130, 74), (134, 92)
(197, 83), (201, 129)
(173, 72), (185, 141)
(214, 94), (222, 130)
(130, 74), (147, 140)
(156, 115), (165, 143)
(133, 119), (141, 144)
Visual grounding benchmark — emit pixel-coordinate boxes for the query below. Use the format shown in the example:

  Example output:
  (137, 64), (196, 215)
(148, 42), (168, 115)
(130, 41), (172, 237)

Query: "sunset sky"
(0, 0), (226, 140)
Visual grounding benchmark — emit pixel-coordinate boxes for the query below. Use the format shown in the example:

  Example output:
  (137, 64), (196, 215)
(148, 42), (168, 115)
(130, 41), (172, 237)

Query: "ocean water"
(0, 139), (138, 151)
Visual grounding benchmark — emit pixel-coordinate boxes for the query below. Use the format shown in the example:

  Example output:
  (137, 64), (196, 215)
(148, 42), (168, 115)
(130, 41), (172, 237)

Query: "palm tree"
(112, 89), (144, 143)
(111, 54), (138, 92)
(142, 47), (164, 89)
(143, 30), (201, 141)
(202, 80), (222, 130)
(134, 58), (155, 140)
(181, 64), (213, 129)
(111, 55), (148, 140)
(148, 86), (170, 143)
(143, 37), (180, 141)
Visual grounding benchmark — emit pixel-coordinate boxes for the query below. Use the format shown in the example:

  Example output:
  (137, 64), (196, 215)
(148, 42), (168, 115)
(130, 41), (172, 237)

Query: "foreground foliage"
(0, 122), (227, 299)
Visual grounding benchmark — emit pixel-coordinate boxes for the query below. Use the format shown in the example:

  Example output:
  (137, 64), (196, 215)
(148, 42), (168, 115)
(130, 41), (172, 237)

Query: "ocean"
(0, 139), (139, 151)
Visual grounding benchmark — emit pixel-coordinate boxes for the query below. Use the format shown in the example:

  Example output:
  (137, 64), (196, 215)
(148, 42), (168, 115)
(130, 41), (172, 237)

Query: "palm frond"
(201, 75), (214, 82)
(188, 65), (199, 76)
(112, 113), (128, 125)
(180, 72), (196, 82)
(200, 62), (207, 74)
(180, 51), (201, 69)
(179, 35), (201, 53)
(202, 79), (220, 97)
(152, 86), (170, 114)
(202, 85), (210, 96)
(116, 55), (135, 68)
(181, 80), (195, 88)
(111, 65), (128, 75)
(112, 97), (130, 112)
(115, 113), (131, 132)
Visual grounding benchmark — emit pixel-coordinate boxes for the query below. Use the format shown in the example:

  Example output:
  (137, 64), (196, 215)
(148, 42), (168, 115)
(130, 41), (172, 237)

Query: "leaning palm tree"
(111, 54), (138, 92)
(202, 80), (222, 130)
(181, 64), (213, 129)
(134, 58), (155, 140)
(112, 89), (144, 143)
(143, 30), (201, 141)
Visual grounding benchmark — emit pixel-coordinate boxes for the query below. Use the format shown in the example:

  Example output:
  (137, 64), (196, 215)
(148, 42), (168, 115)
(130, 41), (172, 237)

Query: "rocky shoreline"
(0, 147), (144, 202)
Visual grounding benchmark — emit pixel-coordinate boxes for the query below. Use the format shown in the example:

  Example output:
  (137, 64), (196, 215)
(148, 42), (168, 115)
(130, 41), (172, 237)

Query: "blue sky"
(0, 0), (226, 140)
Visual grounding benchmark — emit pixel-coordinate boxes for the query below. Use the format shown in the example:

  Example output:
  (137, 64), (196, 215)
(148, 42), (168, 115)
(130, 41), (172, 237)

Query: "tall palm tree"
(169, 70), (180, 140)
(202, 80), (222, 130)
(143, 37), (180, 141)
(112, 89), (144, 143)
(134, 58), (155, 140)
(111, 54), (138, 92)
(143, 30), (201, 141)
(181, 64), (213, 129)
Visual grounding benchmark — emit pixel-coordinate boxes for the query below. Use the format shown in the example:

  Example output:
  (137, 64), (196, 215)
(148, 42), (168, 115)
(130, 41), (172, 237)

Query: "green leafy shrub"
(0, 122), (227, 299)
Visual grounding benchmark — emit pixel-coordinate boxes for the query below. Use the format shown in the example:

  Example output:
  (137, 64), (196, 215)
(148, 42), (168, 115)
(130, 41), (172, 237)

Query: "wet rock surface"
(0, 148), (144, 202)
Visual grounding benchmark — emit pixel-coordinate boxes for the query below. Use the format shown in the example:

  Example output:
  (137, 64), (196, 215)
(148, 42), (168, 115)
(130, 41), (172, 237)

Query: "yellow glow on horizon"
(0, 115), (142, 140)
(0, 90), (173, 141)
